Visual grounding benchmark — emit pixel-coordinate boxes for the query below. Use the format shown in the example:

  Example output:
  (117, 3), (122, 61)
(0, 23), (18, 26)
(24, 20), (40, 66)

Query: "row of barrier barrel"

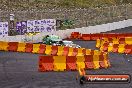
(39, 55), (111, 72)
(0, 41), (111, 72)
(96, 37), (132, 48)
(96, 38), (132, 54)
(69, 32), (132, 40)
(0, 41), (107, 56)
(100, 43), (132, 54)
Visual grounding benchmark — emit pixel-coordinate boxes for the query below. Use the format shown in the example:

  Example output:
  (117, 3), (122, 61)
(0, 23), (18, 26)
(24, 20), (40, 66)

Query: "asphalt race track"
(0, 27), (132, 88)
(104, 26), (132, 33)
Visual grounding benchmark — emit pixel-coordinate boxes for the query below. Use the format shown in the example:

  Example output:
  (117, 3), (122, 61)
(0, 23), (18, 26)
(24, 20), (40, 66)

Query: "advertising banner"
(27, 19), (56, 33)
(0, 22), (8, 36)
(16, 21), (27, 35)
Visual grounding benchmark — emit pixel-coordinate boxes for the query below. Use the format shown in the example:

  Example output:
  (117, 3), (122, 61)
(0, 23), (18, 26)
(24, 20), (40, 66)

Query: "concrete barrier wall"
(1, 19), (132, 42)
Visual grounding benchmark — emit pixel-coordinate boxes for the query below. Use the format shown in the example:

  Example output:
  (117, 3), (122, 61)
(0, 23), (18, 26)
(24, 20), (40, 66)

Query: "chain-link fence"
(0, 4), (132, 30)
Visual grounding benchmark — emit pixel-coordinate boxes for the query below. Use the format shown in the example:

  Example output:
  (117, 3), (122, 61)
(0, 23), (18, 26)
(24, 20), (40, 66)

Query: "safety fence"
(96, 37), (132, 47)
(0, 41), (107, 56)
(0, 41), (111, 72)
(67, 32), (132, 54)
(68, 32), (132, 40)
(96, 37), (132, 54)
(39, 55), (110, 72)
